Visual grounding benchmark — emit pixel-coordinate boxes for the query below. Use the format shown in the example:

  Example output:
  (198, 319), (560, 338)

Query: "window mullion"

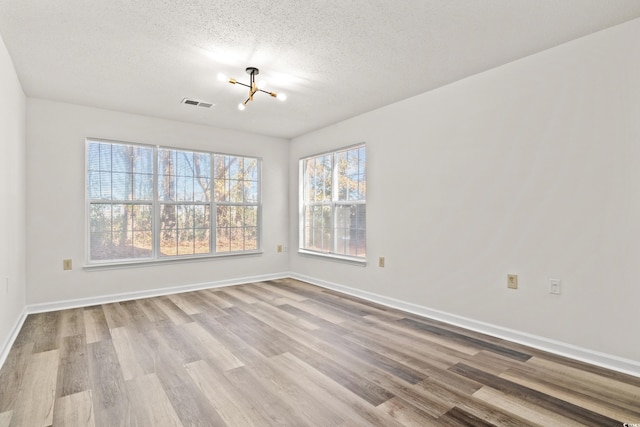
(331, 152), (338, 254)
(214, 153), (218, 254)
(257, 159), (262, 251)
(300, 160), (305, 250)
(153, 145), (159, 258)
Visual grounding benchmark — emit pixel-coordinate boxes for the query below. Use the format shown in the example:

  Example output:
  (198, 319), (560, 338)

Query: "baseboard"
(0, 307), (28, 371)
(27, 272), (290, 314)
(290, 273), (640, 378)
(14, 271), (640, 378)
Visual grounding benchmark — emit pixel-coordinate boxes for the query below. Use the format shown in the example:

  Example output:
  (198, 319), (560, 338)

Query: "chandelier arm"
(233, 81), (251, 89)
(257, 89), (278, 97)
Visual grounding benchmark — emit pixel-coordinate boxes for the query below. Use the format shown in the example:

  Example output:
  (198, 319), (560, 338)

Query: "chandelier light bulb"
(277, 92), (287, 101)
(238, 103), (246, 111)
(217, 72), (228, 82)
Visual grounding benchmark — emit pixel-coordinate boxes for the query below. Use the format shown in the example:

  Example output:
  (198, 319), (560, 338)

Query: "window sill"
(83, 250), (263, 270)
(297, 249), (367, 266)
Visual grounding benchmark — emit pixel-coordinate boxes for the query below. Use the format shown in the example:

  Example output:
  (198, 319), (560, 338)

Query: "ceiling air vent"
(181, 98), (214, 108)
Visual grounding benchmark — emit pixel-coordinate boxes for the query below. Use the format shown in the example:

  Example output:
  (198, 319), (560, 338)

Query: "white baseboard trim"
(27, 272), (290, 314)
(0, 307), (28, 371)
(8, 272), (638, 379)
(290, 273), (640, 378)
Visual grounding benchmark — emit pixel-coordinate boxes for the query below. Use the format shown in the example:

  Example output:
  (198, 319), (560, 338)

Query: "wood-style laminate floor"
(1, 279), (639, 426)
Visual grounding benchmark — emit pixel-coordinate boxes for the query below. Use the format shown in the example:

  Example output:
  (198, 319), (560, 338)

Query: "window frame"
(298, 143), (366, 264)
(85, 138), (262, 267)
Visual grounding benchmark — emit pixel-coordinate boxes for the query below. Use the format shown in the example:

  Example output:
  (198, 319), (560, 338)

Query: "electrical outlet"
(277, 244), (283, 253)
(549, 278), (561, 295)
(379, 257), (385, 268)
(507, 274), (518, 289)
(63, 259), (72, 270)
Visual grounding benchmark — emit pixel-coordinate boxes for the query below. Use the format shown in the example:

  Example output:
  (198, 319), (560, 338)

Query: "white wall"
(26, 99), (289, 305)
(0, 33), (26, 354)
(289, 18), (640, 364)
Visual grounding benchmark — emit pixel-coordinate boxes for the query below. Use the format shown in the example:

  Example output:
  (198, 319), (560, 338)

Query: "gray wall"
(25, 99), (290, 305)
(0, 32), (26, 357)
(289, 18), (640, 363)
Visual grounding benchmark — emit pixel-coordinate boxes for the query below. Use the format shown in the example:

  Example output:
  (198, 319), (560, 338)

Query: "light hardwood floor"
(0, 278), (639, 426)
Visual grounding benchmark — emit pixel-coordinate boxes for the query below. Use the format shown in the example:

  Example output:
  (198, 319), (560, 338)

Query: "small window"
(87, 138), (261, 264)
(300, 144), (366, 260)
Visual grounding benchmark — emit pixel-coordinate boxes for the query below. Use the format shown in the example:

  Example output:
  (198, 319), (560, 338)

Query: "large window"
(87, 138), (261, 263)
(300, 144), (366, 260)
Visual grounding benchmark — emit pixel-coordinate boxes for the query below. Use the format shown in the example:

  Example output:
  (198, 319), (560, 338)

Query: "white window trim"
(298, 143), (366, 262)
(85, 137), (263, 266)
(82, 250), (263, 270)
(297, 249), (367, 265)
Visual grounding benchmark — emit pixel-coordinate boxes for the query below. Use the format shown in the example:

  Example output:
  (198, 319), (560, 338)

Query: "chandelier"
(217, 67), (287, 110)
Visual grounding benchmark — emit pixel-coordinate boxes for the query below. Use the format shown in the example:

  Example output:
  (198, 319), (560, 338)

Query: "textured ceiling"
(1, 1), (640, 139)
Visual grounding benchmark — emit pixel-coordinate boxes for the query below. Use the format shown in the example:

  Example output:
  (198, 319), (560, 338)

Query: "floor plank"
(147, 329), (227, 427)
(87, 339), (131, 427)
(110, 326), (150, 381)
(179, 322), (244, 371)
(185, 359), (270, 427)
(449, 362), (623, 426)
(270, 352), (406, 427)
(222, 364), (311, 426)
(126, 373), (184, 427)
(10, 349), (59, 427)
(0, 342), (33, 412)
(83, 307), (111, 344)
(378, 396), (441, 426)
(472, 386), (585, 427)
(60, 308), (86, 338)
(55, 334), (90, 397)
(53, 390), (95, 427)
(31, 311), (62, 354)
(155, 297), (193, 325)
(0, 411), (12, 427)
